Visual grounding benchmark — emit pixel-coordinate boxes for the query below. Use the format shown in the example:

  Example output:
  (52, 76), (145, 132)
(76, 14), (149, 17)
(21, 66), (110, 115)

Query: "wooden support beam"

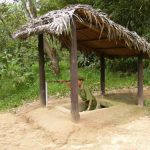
(38, 34), (46, 106)
(94, 48), (138, 57)
(78, 38), (107, 42)
(137, 52), (144, 106)
(70, 21), (80, 122)
(76, 27), (87, 31)
(100, 54), (105, 96)
(78, 39), (125, 48)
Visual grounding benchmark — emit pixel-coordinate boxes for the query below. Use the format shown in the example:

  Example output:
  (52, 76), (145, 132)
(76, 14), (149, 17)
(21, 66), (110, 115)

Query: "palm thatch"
(13, 4), (150, 57)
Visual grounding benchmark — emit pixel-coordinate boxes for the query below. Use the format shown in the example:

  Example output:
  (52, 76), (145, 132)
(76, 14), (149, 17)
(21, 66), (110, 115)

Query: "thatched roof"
(13, 4), (150, 57)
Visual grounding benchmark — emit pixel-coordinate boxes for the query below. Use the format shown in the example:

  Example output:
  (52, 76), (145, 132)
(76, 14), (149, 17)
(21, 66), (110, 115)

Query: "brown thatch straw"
(13, 4), (150, 56)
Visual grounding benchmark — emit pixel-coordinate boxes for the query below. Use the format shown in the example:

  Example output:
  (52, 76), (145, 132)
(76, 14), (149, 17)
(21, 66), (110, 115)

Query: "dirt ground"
(0, 88), (150, 150)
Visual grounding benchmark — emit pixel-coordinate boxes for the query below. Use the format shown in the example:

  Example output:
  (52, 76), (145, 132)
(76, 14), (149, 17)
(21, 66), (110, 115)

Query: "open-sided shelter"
(13, 4), (150, 122)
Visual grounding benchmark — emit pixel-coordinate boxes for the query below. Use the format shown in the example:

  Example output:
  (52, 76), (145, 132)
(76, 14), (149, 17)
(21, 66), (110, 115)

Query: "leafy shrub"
(107, 58), (138, 73)
(107, 58), (150, 73)
(78, 52), (100, 68)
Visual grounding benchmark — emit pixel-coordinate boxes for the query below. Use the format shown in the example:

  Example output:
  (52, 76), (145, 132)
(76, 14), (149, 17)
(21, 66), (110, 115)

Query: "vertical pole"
(38, 34), (46, 106)
(100, 53), (105, 96)
(138, 52), (144, 106)
(70, 21), (80, 122)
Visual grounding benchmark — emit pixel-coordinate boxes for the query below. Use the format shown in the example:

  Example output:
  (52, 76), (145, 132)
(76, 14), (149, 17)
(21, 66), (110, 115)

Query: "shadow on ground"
(105, 92), (137, 105)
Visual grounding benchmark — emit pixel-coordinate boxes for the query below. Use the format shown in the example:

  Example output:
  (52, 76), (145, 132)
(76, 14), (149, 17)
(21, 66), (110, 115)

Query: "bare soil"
(0, 88), (150, 150)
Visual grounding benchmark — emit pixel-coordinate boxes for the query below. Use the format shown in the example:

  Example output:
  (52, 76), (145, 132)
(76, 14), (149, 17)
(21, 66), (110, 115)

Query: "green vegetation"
(144, 99), (150, 114)
(0, 52), (149, 111)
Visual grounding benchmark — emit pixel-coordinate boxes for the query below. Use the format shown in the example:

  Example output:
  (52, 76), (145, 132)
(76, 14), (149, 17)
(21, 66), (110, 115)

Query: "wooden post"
(137, 52), (144, 106)
(38, 34), (46, 106)
(70, 21), (80, 122)
(100, 54), (105, 96)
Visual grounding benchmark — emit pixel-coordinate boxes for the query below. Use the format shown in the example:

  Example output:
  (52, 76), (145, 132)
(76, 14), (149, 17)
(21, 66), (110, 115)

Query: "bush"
(107, 58), (138, 73)
(107, 58), (150, 73)
(78, 52), (100, 68)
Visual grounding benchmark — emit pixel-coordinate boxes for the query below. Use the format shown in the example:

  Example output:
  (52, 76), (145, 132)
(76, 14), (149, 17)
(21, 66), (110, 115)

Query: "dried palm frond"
(13, 4), (150, 56)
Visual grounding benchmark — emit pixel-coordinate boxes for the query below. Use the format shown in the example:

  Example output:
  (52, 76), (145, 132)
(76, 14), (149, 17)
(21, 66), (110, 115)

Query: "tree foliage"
(94, 0), (150, 40)
(0, 0), (150, 85)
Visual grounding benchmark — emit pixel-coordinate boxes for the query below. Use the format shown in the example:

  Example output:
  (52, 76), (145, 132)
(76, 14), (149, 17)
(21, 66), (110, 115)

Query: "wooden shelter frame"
(13, 4), (150, 122)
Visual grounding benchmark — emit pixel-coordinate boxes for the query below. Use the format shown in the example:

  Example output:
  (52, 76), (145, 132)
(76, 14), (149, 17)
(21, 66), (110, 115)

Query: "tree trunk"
(44, 38), (60, 75)
(21, 0), (60, 76)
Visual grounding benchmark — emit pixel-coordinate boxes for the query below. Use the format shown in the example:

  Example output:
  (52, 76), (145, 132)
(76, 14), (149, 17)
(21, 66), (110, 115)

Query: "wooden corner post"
(137, 52), (144, 106)
(38, 34), (46, 106)
(70, 21), (80, 122)
(100, 53), (105, 96)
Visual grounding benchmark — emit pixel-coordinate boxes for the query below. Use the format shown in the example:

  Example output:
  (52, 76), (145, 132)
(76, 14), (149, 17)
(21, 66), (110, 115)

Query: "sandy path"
(93, 116), (150, 150)
(0, 110), (150, 150)
(0, 113), (54, 150)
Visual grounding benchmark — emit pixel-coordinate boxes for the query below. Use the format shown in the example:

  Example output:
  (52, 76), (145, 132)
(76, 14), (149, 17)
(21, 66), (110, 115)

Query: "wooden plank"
(100, 54), (105, 96)
(76, 20), (108, 38)
(137, 52), (144, 106)
(76, 21), (86, 30)
(70, 21), (80, 122)
(59, 35), (149, 58)
(78, 39), (125, 48)
(38, 34), (46, 106)
(80, 47), (135, 55)
(94, 48), (138, 56)
(78, 38), (107, 42)
(76, 29), (99, 41)
(76, 27), (107, 41)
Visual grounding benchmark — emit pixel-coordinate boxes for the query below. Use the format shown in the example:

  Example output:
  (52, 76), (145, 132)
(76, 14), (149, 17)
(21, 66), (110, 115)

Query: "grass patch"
(0, 79), (39, 111)
(144, 99), (150, 113)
